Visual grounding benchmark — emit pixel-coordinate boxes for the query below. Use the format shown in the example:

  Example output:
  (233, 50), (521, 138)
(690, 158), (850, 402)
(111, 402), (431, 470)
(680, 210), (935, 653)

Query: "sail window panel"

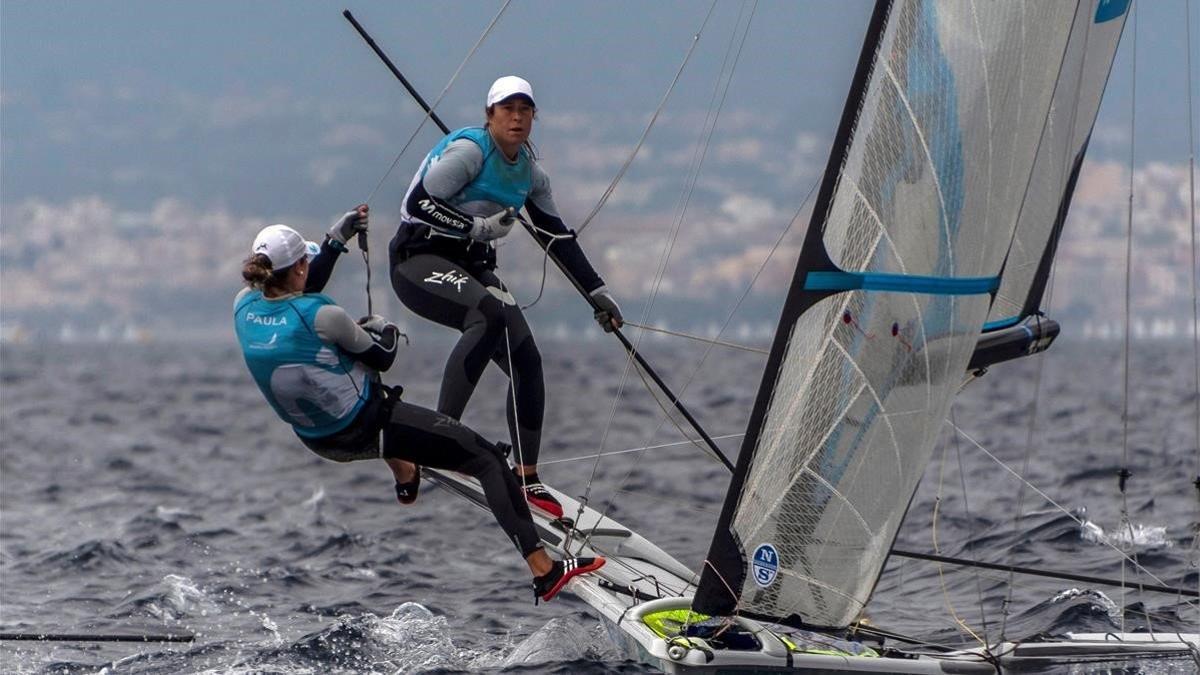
(830, 55), (947, 278)
(729, 288), (994, 627)
(826, 1), (1075, 284)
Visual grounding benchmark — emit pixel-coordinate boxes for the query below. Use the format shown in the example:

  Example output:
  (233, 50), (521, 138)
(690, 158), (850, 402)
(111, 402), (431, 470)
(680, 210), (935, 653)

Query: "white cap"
(486, 75), (535, 108)
(251, 224), (319, 270)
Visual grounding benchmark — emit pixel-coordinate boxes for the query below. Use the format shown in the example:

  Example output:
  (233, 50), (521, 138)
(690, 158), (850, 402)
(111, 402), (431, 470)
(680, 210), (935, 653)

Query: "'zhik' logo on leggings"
(425, 270), (470, 292)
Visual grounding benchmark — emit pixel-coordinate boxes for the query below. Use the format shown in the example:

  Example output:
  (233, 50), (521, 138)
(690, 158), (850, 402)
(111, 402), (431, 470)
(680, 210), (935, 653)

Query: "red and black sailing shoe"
(534, 556), (606, 603)
(518, 475), (564, 519)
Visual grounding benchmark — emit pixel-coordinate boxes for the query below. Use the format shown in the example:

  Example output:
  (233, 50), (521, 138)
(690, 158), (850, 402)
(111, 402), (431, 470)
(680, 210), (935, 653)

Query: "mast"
(693, 0), (894, 623)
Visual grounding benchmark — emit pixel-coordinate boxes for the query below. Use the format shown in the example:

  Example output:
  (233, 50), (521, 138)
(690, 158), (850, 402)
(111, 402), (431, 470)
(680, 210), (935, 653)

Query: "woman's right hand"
(469, 207), (516, 241)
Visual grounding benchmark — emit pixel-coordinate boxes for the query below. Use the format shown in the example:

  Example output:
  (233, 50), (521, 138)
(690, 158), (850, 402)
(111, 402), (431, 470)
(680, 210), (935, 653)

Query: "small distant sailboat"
(430, 0), (1200, 671)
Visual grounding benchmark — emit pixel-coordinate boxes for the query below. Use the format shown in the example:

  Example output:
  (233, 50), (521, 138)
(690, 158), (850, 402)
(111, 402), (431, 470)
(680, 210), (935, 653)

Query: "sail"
(693, 0), (1129, 629)
(986, 1), (1129, 329)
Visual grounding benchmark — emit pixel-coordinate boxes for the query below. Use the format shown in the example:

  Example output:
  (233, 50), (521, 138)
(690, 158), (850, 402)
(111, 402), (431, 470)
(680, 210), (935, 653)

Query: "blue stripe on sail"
(803, 271), (1000, 295)
(982, 315), (1021, 332)
(1095, 0), (1129, 24)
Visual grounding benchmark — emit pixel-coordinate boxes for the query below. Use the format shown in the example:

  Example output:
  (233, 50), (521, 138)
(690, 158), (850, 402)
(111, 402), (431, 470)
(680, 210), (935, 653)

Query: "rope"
(573, 3), (716, 236)
(953, 407), (992, 645)
(516, 214), (577, 311)
(1000, 2), (1094, 639)
(623, 321), (769, 355)
(948, 419), (1177, 590)
(362, 0), (512, 205)
(360, 248), (372, 315)
(1185, 0), (1200, 626)
(540, 433), (745, 466)
(502, 322), (527, 488)
(569, 0), (726, 530)
(931, 419), (990, 651)
(1119, 2), (1139, 635)
(1000, 296), (1054, 644)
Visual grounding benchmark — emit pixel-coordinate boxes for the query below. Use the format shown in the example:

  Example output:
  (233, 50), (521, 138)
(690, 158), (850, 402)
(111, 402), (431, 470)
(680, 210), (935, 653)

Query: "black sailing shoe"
(534, 556), (606, 603)
(394, 468), (420, 505)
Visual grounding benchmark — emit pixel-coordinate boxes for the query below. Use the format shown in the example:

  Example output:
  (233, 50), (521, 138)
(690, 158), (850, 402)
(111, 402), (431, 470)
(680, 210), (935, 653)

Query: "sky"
(2, 0), (1199, 340)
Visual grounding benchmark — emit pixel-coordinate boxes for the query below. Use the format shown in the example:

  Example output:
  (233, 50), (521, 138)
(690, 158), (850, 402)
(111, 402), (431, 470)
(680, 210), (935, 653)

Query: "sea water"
(1, 339), (1196, 673)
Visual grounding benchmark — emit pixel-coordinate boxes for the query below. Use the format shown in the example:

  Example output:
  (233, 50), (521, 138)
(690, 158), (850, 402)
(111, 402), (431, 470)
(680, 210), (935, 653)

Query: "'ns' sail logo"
(751, 543), (779, 588)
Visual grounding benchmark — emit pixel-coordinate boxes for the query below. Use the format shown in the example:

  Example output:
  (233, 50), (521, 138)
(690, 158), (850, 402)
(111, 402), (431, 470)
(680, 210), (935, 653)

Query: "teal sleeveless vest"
(234, 291), (370, 438)
(424, 127), (532, 211)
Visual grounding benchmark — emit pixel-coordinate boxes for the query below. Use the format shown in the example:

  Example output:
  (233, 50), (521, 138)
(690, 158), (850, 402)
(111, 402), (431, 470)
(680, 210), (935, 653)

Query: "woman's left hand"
(330, 204), (369, 245)
(590, 287), (623, 333)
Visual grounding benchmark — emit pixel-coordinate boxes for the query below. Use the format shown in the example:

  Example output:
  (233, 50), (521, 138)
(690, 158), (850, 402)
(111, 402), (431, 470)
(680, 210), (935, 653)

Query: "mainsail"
(693, 0), (1130, 629)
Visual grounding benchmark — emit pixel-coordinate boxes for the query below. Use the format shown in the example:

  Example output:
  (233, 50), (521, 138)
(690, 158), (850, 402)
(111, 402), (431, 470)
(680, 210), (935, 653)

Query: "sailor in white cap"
(388, 76), (623, 521)
(234, 205), (604, 602)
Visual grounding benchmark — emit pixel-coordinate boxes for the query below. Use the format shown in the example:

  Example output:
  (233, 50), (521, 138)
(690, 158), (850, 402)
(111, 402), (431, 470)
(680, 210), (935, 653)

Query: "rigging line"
(517, 214), (574, 311)
(502, 323), (528, 497)
(1000, 5), (1093, 628)
(931, 422), (988, 649)
(948, 418), (1177, 591)
(848, 624), (992, 657)
(576, 0), (744, 504)
(570, 0), (744, 529)
(573, 2), (718, 237)
(588, 164), (816, 558)
(608, 486), (722, 516)
(616, 0), (745, 366)
(623, 320), (769, 355)
(588, 1), (772, 547)
(931, 425), (979, 648)
(1120, 0), (1139, 636)
(539, 432), (747, 466)
(891, 550), (1200, 600)
(1000, 304), (1053, 644)
(354, 1), (513, 206)
(952, 406), (992, 647)
(1185, 0), (1200, 624)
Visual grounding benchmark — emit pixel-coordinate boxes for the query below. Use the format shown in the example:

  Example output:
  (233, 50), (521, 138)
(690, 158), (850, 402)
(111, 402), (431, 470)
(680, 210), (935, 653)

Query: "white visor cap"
(252, 224), (319, 270)
(486, 75), (535, 108)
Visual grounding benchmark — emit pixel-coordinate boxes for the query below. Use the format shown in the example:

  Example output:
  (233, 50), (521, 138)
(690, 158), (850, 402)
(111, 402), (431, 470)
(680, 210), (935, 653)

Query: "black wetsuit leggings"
(303, 395), (542, 558)
(390, 252), (545, 468)
(382, 400), (541, 557)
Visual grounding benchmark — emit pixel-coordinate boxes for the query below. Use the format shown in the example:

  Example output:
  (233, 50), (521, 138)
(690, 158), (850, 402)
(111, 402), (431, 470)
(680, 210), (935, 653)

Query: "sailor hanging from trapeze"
(232, 209), (604, 601)
(388, 76), (623, 519)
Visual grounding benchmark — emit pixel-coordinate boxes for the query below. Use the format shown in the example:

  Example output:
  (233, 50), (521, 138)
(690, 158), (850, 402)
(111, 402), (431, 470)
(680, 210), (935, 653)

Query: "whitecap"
(501, 616), (622, 667)
(1080, 519), (1172, 549)
(365, 602), (480, 671)
(1050, 587), (1121, 623)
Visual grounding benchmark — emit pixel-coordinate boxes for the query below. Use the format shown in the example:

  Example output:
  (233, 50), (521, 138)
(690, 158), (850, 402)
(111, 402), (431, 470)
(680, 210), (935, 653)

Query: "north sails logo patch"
(751, 543), (779, 588)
